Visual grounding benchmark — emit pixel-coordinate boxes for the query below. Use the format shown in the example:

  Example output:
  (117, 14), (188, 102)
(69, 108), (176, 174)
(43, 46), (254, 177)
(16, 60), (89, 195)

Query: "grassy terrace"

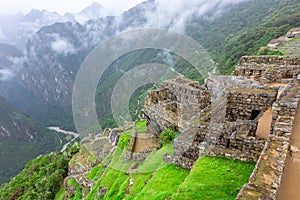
(81, 139), (255, 200)
(136, 120), (147, 133)
(172, 157), (255, 200)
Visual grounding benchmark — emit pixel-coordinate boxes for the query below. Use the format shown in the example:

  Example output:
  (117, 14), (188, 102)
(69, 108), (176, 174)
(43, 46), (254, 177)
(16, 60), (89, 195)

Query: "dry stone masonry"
(144, 55), (300, 199)
(144, 75), (278, 167)
(233, 56), (300, 84)
(65, 28), (300, 199)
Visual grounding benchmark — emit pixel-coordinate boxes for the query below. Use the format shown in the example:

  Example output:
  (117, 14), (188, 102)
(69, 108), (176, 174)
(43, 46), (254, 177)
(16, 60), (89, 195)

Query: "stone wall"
(233, 56), (300, 84)
(125, 126), (157, 161)
(226, 87), (278, 121)
(144, 77), (210, 133)
(163, 113), (266, 168)
(236, 81), (300, 200)
(146, 76), (278, 169)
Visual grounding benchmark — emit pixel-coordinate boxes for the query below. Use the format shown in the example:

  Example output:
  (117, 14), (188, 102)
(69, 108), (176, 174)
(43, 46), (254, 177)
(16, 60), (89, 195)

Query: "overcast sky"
(0, 0), (145, 15)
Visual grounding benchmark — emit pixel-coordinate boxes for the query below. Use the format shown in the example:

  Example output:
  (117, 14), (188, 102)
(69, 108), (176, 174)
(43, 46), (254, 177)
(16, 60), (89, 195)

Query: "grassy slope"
(134, 165), (189, 200)
(82, 139), (254, 200)
(2, 130), (255, 200)
(172, 157), (255, 200)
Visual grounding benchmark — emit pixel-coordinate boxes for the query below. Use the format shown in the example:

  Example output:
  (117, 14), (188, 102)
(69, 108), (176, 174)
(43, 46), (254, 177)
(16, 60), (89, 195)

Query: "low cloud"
(157, 50), (177, 67)
(0, 69), (14, 81)
(0, 27), (6, 41)
(143, 0), (249, 32)
(51, 36), (77, 55)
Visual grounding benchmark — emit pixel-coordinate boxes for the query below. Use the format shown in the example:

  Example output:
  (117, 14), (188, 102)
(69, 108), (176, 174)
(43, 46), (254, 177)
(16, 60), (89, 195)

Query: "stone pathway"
(277, 84), (300, 200)
(133, 133), (157, 152)
(255, 107), (272, 139)
(255, 83), (288, 139)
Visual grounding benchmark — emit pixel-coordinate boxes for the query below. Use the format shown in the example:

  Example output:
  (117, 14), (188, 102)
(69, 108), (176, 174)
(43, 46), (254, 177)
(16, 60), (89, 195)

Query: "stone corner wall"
(144, 77), (210, 133)
(236, 85), (300, 200)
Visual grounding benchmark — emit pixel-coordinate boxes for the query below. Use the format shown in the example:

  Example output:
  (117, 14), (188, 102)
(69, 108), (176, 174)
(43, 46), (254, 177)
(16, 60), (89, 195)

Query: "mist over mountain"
(0, 2), (111, 49)
(0, 43), (22, 80)
(2, 0), (297, 127)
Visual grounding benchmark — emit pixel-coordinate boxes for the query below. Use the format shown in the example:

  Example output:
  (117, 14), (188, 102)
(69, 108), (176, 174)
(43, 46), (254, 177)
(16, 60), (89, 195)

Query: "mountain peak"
(79, 2), (104, 15)
(75, 2), (107, 24)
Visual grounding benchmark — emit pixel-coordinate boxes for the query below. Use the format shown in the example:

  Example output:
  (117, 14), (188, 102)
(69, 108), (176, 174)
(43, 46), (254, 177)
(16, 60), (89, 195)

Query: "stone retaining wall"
(236, 82), (300, 200)
(234, 56), (300, 84)
(226, 87), (278, 121)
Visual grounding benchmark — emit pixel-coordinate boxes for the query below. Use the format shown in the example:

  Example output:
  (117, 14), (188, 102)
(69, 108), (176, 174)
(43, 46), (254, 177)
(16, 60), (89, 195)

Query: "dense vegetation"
(158, 129), (179, 147)
(0, 144), (79, 200)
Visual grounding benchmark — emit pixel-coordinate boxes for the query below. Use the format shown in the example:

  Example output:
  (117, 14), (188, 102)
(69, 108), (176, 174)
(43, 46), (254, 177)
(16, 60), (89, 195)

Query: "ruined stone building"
(143, 55), (300, 199)
(143, 74), (278, 167)
(70, 54), (300, 199)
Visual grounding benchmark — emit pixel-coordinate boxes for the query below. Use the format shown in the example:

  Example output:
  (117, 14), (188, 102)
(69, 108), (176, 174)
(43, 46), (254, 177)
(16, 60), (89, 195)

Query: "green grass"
(85, 167), (129, 200)
(67, 178), (82, 200)
(89, 165), (104, 180)
(83, 140), (254, 200)
(54, 187), (66, 200)
(89, 154), (112, 180)
(85, 147), (136, 200)
(172, 157), (255, 200)
(125, 173), (151, 200)
(118, 134), (131, 150)
(85, 144), (175, 199)
(109, 149), (137, 172)
(134, 144), (174, 173)
(136, 120), (147, 133)
(134, 165), (189, 200)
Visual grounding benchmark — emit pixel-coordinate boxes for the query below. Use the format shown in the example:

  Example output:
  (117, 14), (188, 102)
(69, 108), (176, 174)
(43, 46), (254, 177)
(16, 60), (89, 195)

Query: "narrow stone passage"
(277, 85), (300, 200)
(255, 83), (287, 140)
(255, 107), (272, 139)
